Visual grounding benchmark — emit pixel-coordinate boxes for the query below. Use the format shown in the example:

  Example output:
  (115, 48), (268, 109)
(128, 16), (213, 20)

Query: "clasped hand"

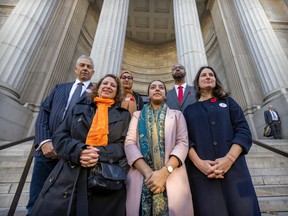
(79, 146), (99, 168)
(199, 156), (233, 179)
(145, 168), (168, 194)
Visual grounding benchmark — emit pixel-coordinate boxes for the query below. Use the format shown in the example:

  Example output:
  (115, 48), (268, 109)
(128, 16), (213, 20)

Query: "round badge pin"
(219, 103), (227, 108)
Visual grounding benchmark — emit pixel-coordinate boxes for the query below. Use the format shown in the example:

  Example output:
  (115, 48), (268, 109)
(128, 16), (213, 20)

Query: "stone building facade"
(0, 0), (287, 140)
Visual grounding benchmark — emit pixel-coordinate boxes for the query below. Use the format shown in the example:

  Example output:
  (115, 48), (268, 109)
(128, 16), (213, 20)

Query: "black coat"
(31, 98), (131, 216)
(132, 91), (144, 110)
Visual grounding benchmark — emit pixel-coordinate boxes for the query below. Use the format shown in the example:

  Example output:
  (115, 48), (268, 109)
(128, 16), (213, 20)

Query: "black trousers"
(270, 121), (281, 139)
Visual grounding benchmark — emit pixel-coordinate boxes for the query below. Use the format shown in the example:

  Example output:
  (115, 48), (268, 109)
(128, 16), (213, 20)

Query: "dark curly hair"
(86, 74), (123, 104)
(193, 66), (230, 100)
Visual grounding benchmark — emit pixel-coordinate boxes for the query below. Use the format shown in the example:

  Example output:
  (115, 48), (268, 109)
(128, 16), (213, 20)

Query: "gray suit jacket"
(166, 85), (196, 112)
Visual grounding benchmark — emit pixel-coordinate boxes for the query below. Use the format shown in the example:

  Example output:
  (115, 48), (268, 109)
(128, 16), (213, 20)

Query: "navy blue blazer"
(166, 85), (196, 112)
(34, 82), (92, 156)
(183, 97), (260, 215)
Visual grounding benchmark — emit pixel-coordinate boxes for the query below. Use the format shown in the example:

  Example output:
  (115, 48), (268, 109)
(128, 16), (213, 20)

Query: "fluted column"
(0, 0), (59, 99)
(233, 0), (288, 96)
(90, 0), (129, 82)
(209, 0), (264, 109)
(173, 0), (208, 84)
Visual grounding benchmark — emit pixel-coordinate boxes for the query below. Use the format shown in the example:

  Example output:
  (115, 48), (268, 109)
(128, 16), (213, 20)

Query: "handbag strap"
(76, 168), (89, 216)
(67, 164), (81, 216)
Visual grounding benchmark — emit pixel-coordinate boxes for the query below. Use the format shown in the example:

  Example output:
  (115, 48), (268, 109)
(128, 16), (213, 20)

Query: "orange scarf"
(86, 97), (115, 146)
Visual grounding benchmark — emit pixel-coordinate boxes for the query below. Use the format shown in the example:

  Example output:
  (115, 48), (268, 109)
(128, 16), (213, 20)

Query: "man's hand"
(41, 141), (57, 159)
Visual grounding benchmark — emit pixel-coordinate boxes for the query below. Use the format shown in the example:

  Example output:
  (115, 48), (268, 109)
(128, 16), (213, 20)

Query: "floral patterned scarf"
(138, 103), (168, 216)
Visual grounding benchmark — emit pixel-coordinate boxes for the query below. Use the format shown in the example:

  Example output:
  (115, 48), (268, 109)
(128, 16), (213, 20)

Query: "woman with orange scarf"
(31, 74), (131, 216)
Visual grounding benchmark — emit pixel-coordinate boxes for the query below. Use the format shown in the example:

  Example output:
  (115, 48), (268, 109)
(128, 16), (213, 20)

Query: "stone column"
(0, 0), (59, 99)
(173, 0), (208, 84)
(233, 0), (288, 97)
(90, 0), (129, 82)
(209, 0), (263, 108)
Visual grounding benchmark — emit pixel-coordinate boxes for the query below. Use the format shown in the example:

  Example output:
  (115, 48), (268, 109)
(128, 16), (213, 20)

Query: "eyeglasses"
(171, 65), (185, 71)
(121, 76), (133, 80)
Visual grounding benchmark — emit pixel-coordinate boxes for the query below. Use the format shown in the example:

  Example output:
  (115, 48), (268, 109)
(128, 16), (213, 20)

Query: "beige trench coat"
(124, 108), (194, 216)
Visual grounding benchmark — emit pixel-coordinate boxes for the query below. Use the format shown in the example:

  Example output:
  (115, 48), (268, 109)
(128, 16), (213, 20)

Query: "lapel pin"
(219, 103), (227, 108)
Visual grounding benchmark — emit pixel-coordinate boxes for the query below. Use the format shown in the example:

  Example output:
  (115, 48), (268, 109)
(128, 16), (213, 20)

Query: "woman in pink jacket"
(124, 80), (193, 216)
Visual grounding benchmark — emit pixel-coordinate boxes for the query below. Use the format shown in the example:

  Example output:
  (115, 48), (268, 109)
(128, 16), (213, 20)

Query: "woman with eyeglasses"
(31, 74), (131, 216)
(124, 80), (193, 216)
(119, 70), (144, 116)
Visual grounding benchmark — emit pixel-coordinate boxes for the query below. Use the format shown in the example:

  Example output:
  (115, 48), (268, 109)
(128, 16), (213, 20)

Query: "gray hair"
(76, 55), (94, 69)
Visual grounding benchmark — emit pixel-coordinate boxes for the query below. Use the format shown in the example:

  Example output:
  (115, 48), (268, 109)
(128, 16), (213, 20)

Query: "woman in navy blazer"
(183, 66), (260, 216)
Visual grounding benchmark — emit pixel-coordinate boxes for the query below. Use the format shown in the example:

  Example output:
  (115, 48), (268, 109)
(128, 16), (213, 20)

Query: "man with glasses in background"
(166, 63), (196, 112)
(119, 70), (144, 116)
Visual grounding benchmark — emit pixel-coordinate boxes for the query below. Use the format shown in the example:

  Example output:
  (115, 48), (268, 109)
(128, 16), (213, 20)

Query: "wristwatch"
(166, 165), (174, 173)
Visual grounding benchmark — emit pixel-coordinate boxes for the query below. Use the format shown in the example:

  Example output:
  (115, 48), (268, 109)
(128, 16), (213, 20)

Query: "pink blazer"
(124, 108), (194, 216)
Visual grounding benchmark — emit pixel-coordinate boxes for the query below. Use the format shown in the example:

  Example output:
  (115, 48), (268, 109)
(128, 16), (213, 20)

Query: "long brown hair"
(193, 66), (229, 100)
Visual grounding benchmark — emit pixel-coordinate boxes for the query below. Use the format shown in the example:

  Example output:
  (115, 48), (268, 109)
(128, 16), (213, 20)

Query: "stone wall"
(121, 39), (177, 94)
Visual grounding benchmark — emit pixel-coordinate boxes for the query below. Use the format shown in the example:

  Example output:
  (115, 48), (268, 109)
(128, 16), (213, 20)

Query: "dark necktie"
(67, 82), (83, 114)
(178, 85), (183, 105)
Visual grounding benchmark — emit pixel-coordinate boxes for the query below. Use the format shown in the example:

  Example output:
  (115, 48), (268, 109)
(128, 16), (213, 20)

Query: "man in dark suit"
(26, 55), (95, 215)
(166, 63), (196, 112)
(264, 104), (281, 139)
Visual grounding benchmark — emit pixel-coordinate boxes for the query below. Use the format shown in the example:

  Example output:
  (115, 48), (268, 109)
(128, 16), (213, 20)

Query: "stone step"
(258, 196), (288, 212)
(0, 150), (31, 157)
(246, 158), (288, 168)
(261, 213), (288, 216)
(0, 173), (32, 183)
(0, 207), (27, 216)
(250, 141), (288, 153)
(0, 183), (30, 194)
(0, 167), (34, 174)
(0, 161), (31, 168)
(255, 185), (288, 197)
(249, 168), (288, 176)
(0, 193), (29, 208)
(252, 175), (288, 185)
(0, 156), (31, 162)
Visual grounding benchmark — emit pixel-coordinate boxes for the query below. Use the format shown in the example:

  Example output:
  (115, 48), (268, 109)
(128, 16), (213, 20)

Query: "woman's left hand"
(207, 156), (233, 179)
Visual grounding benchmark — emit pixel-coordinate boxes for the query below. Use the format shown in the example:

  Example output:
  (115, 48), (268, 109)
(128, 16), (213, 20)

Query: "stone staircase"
(0, 139), (287, 216)
(247, 139), (288, 216)
(0, 141), (33, 216)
